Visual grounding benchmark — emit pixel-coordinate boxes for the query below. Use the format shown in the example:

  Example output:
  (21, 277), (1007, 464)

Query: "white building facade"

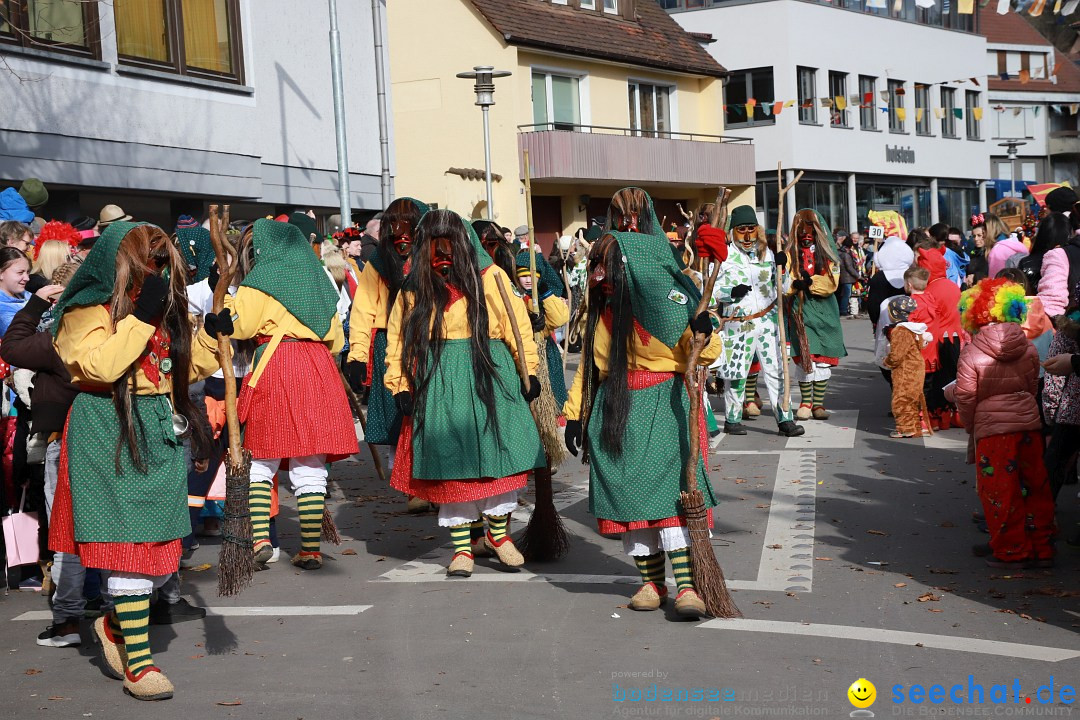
(0, 0), (391, 227)
(669, 0), (991, 234)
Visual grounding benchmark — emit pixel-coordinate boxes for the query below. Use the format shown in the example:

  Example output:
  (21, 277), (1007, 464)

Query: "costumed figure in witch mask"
(345, 197), (431, 513)
(175, 215), (213, 285)
(226, 219), (359, 571)
(385, 210), (545, 578)
(514, 249), (569, 410)
(712, 205), (804, 438)
(49, 222), (223, 700)
(563, 187), (721, 619)
(784, 209), (848, 420)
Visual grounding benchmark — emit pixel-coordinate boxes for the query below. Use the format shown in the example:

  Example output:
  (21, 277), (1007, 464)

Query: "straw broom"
(208, 205), (255, 596)
(682, 262), (741, 619)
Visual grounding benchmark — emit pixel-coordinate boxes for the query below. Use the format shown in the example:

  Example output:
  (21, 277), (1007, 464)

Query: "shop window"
(0, 0), (100, 57)
(941, 87), (957, 138)
(965, 90), (981, 140)
(725, 67), (775, 128)
(798, 66), (817, 125)
(115, 0), (244, 83)
(888, 79), (905, 133)
(829, 71), (848, 128)
(915, 84), (932, 136)
(629, 81), (673, 137)
(532, 71), (582, 131)
(859, 75), (877, 130)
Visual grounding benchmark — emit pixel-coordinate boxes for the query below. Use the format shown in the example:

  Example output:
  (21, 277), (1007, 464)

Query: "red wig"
(33, 221), (81, 258)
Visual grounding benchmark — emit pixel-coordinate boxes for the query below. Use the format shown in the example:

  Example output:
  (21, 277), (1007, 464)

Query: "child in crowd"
(904, 265), (940, 377)
(916, 247), (965, 428)
(953, 279), (1055, 569)
(883, 296), (933, 438)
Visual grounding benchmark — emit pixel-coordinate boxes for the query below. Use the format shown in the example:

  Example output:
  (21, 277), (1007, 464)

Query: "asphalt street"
(2, 319), (1078, 720)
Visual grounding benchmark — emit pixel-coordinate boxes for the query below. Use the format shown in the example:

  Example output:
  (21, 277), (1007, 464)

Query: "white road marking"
(785, 410), (858, 449)
(10, 605), (373, 621)
(373, 562), (759, 589)
(698, 618), (1080, 663)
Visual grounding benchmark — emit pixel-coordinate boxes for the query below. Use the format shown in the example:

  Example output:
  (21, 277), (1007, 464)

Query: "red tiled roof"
(982, 10), (1080, 94)
(467, 0), (726, 78)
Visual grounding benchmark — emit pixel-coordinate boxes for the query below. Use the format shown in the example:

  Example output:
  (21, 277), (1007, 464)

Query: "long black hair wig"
(580, 233), (635, 458)
(401, 210), (502, 437)
(377, 198), (425, 305)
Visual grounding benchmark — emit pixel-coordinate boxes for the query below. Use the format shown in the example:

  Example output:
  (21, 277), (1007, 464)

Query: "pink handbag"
(3, 485), (40, 568)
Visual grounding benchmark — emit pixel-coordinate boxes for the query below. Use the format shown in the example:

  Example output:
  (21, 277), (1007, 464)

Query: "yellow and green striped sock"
(114, 594), (153, 676)
(667, 548), (694, 592)
(812, 380), (828, 407)
(296, 493), (325, 554)
(485, 514), (510, 543)
(634, 552), (666, 586)
(798, 382), (813, 407)
(745, 373), (758, 403)
(249, 481), (272, 548)
(450, 523), (473, 557)
(107, 610), (123, 640)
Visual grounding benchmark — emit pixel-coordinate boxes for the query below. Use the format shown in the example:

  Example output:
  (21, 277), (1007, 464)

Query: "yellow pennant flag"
(934, 107), (944, 119)
(784, 100), (795, 108)
(896, 107), (907, 122)
(745, 103), (755, 117)
(916, 108), (925, 123)
(958, 0), (975, 12)
(973, 107), (984, 121)
(835, 96), (847, 111)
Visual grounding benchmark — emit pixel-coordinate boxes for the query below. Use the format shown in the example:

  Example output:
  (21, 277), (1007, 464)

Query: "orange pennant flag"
(1019, 69), (1031, 84)
(773, 101), (784, 116)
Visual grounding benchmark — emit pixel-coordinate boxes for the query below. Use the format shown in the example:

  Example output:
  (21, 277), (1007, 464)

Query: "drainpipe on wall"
(371, 0), (392, 207)
(328, 0), (352, 226)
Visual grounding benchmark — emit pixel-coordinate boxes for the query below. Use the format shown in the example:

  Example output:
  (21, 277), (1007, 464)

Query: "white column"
(929, 178), (940, 224)
(847, 173), (858, 232)
(785, 169), (796, 228)
(978, 180), (989, 212)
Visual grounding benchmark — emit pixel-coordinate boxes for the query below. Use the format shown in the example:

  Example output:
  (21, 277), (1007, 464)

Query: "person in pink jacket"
(1031, 214), (1076, 318)
(954, 278), (1055, 569)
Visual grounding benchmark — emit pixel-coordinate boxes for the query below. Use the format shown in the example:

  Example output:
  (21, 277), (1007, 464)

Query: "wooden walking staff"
(682, 262), (740, 619)
(208, 204), (256, 596)
(775, 163), (805, 415)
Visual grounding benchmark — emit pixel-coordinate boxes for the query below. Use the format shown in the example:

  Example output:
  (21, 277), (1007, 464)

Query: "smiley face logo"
(847, 678), (876, 709)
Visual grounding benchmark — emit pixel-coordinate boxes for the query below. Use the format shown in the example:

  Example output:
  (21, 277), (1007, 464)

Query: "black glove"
(791, 278), (811, 293)
(690, 311), (713, 336)
(521, 375), (541, 401)
(133, 274), (170, 323)
(203, 310), (234, 338)
(731, 284), (751, 300)
(345, 360), (367, 392)
(565, 419), (581, 457)
(529, 312), (546, 333)
(775, 251), (787, 268)
(208, 262), (221, 290)
(395, 391), (414, 417)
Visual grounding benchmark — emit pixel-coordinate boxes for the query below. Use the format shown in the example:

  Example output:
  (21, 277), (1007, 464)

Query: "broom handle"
(208, 205), (242, 459)
(775, 164), (805, 415)
(523, 149), (540, 316)
(494, 273), (532, 389)
(684, 263), (722, 496)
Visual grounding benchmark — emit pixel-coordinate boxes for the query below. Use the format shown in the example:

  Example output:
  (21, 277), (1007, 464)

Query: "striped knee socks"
(485, 514), (510, 543)
(469, 520), (485, 543)
(114, 594), (154, 677)
(745, 374), (759, 403)
(450, 523), (473, 557)
(812, 380), (828, 408)
(634, 552), (666, 587)
(667, 548), (694, 592)
(250, 481), (272, 551)
(296, 493), (325, 554)
(799, 381), (813, 407)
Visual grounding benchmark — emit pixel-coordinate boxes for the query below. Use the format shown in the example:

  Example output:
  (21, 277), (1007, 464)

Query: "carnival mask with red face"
(616, 211), (640, 233)
(430, 237), (453, 277)
(588, 236), (617, 296)
(391, 220), (414, 256)
(797, 225), (815, 248)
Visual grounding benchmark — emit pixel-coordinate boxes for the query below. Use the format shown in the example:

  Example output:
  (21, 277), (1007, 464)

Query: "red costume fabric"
(694, 226), (729, 263)
(975, 431), (1055, 562)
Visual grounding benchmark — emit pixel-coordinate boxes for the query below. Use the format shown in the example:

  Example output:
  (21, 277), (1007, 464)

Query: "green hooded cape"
(53, 221), (146, 336)
(241, 218), (340, 338)
(177, 226), (214, 284)
(604, 187), (663, 238)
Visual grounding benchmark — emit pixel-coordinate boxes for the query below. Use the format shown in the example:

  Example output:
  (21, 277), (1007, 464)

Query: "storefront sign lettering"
(886, 145), (916, 164)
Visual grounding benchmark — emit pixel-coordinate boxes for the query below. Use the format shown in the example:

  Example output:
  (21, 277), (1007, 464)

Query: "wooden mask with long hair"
(605, 188), (655, 236)
(401, 210), (502, 438)
(377, 198), (424, 305)
(786, 210), (837, 275)
(110, 225), (211, 473)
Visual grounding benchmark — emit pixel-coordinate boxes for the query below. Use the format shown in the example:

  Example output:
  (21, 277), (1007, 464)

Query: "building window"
(580, 0), (596, 7)
(941, 87), (957, 138)
(0, 0), (101, 57)
(965, 90), (981, 140)
(532, 70), (581, 131)
(114, 0), (244, 82)
(724, 67), (775, 128)
(603, 0), (618, 12)
(829, 71), (848, 127)
(915, 84), (931, 136)
(629, 81), (672, 137)
(859, 75), (876, 130)
(798, 66), (817, 125)
(888, 79), (905, 133)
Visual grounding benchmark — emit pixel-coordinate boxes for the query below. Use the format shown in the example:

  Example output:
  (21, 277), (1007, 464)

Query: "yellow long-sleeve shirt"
(384, 266), (539, 396)
(540, 294), (569, 336)
(783, 259), (840, 298)
(563, 319), (721, 422)
(55, 305), (220, 395)
(347, 263), (390, 364)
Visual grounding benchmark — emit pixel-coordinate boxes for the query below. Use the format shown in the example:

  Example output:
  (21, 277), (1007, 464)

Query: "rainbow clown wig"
(958, 278), (1029, 333)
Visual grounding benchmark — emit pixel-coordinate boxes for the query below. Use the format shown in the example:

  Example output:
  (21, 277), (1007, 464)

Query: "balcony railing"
(661, 0), (977, 34)
(518, 124), (755, 187)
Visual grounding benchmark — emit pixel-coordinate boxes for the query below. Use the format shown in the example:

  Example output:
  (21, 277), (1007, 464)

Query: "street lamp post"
(457, 66), (512, 219)
(998, 139), (1028, 200)
(328, 0), (351, 227)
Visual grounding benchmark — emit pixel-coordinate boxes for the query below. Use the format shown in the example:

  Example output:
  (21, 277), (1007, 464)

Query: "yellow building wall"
(388, 0), (751, 235)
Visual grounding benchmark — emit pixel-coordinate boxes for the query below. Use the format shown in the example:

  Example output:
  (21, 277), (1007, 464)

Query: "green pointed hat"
(609, 230), (702, 349)
(240, 218), (340, 338)
(52, 221), (146, 336)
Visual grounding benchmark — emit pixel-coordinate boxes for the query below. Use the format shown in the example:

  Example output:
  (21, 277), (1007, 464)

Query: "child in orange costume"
(883, 296), (933, 438)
